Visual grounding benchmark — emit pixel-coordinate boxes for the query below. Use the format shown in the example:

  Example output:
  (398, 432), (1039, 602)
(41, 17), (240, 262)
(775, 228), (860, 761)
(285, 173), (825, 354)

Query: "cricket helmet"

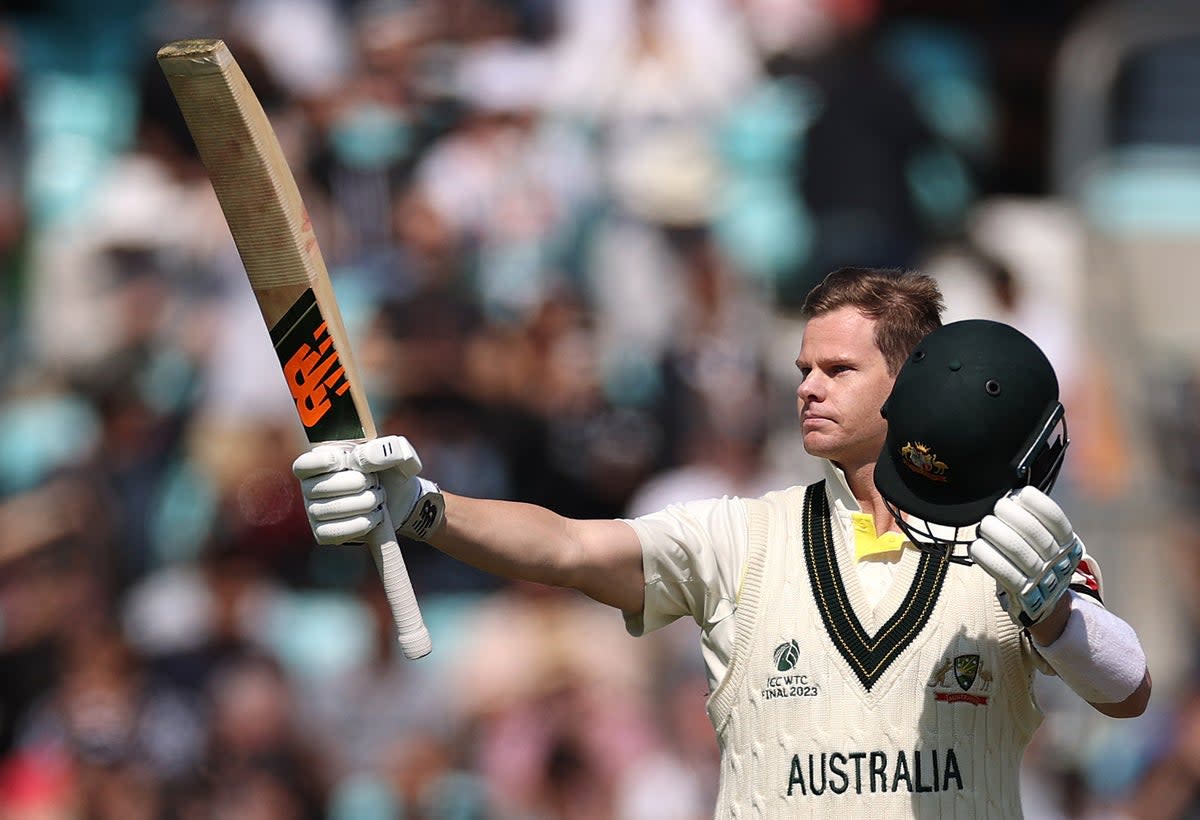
(873, 319), (1068, 563)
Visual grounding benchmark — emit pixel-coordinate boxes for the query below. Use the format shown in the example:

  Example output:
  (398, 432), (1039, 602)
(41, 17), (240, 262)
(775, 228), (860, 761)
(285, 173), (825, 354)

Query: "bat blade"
(158, 38), (431, 659)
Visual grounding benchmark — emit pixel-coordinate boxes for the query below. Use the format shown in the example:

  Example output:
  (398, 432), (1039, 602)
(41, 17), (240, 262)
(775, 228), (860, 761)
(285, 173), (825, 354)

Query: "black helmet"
(873, 319), (1069, 563)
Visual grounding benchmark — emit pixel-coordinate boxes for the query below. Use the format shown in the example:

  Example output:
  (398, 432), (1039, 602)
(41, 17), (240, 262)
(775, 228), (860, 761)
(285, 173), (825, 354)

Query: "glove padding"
(292, 436), (445, 545)
(968, 486), (1084, 627)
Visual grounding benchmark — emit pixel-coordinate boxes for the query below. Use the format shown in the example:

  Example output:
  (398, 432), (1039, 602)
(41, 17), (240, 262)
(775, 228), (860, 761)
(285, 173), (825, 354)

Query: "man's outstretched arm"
(294, 436), (646, 616)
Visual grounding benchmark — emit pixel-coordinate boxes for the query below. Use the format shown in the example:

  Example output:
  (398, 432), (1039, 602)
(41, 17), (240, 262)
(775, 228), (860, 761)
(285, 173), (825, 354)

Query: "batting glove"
(968, 486), (1084, 627)
(292, 436), (445, 545)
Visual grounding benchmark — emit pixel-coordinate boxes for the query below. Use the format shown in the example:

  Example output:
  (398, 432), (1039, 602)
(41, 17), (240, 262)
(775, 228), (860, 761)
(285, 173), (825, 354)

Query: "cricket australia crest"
(900, 441), (949, 482)
(929, 652), (991, 705)
(953, 654), (980, 690)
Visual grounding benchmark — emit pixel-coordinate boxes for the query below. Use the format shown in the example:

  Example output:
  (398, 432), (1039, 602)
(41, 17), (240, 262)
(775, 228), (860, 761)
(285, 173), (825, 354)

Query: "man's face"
(795, 306), (896, 469)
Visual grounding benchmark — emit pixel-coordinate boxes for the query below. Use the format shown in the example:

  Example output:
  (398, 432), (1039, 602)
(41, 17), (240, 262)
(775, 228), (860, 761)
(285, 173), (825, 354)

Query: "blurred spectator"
(445, 583), (679, 818)
(204, 652), (328, 818)
(1116, 681), (1200, 820)
(0, 746), (79, 819)
(0, 476), (109, 754)
(766, 3), (976, 304)
(412, 66), (597, 322)
(13, 615), (207, 815)
(301, 578), (453, 781)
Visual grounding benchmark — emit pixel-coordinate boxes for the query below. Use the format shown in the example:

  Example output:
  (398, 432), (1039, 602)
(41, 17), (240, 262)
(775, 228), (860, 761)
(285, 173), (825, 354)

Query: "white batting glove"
(292, 435), (445, 545)
(968, 486), (1084, 628)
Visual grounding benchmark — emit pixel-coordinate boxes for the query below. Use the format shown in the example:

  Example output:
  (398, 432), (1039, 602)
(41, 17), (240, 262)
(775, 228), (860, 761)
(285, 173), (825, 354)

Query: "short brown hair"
(801, 267), (944, 374)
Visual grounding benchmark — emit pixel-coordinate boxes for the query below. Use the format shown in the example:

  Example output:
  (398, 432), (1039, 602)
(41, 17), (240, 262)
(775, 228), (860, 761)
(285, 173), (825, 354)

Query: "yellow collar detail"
(851, 512), (907, 561)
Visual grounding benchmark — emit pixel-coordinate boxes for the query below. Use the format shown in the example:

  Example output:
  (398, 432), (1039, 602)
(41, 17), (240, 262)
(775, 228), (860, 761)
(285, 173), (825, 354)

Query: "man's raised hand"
(968, 486), (1084, 627)
(293, 435), (445, 545)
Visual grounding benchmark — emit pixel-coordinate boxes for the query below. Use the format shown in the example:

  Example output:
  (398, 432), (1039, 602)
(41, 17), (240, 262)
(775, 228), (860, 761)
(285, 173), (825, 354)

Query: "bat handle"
(367, 506), (433, 659)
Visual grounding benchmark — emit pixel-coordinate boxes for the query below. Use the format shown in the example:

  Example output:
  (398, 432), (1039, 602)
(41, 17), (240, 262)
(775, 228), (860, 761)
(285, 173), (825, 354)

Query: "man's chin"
(802, 433), (875, 467)
(801, 432), (836, 461)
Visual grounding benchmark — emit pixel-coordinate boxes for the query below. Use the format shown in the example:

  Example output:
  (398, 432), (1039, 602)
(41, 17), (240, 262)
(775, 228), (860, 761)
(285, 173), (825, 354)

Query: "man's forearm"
(427, 492), (645, 612)
(1033, 591), (1151, 717)
(429, 493), (581, 585)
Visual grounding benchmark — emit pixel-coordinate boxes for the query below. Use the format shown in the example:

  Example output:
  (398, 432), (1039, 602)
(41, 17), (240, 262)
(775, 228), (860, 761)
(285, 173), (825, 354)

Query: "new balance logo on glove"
(398, 480), (445, 541)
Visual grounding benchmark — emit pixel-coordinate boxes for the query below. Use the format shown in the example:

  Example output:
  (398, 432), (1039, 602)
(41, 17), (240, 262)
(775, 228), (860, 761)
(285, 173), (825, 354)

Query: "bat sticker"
(269, 288), (365, 442)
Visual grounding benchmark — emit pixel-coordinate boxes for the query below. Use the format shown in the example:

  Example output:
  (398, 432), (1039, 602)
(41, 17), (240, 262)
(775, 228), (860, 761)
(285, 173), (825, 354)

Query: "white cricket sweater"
(707, 482), (1042, 819)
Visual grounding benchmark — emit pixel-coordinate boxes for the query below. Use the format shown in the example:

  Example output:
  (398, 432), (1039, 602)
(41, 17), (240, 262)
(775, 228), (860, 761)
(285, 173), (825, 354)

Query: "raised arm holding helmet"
(874, 318), (1150, 718)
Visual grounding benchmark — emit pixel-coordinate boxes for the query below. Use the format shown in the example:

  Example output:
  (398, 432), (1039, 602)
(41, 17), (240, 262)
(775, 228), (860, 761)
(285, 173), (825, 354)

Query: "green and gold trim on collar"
(803, 481), (949, 691)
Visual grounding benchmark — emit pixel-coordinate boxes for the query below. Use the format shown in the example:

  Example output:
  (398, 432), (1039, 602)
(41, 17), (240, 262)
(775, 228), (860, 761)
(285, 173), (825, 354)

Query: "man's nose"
(797, 373), (823, 402)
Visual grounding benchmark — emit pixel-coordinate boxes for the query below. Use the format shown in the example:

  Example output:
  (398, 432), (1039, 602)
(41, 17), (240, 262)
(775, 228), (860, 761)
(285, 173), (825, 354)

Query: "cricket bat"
(157, 39), (432, 659)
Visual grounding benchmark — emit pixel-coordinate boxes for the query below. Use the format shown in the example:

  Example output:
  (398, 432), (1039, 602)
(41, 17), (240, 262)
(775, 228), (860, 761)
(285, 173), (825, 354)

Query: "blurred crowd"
(1, 0), (1198, 818)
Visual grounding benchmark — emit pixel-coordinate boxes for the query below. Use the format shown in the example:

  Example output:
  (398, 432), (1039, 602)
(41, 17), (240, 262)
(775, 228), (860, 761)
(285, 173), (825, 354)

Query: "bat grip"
(367, 507), (433, 659)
